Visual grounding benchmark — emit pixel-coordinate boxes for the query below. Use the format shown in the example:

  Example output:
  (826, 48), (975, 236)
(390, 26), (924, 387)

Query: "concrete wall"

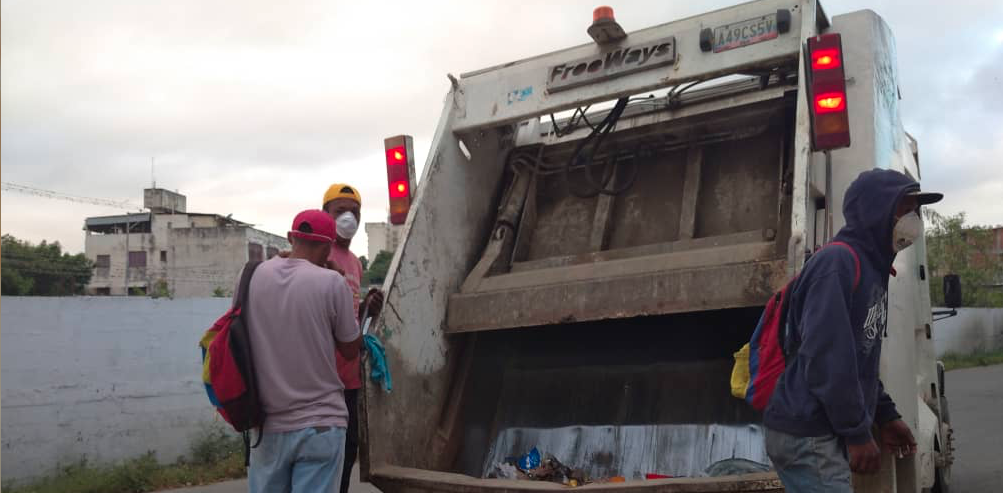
(0, 296), (231, 482)
(168, 226), (251, 297)
(931, 307), (1003, 356)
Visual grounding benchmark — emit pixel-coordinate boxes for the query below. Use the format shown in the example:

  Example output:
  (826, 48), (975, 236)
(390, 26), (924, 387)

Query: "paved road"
(166, 365), (1003, 493)
(945, 364), (1003, 493)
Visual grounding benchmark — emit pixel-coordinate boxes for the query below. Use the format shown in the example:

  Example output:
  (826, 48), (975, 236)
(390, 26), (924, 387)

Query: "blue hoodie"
(763, 168), (919, 445)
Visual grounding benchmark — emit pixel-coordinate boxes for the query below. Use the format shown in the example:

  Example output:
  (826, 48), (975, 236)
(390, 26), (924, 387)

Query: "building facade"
(84, 188), (288, 297)
(364, 221), (404, 261)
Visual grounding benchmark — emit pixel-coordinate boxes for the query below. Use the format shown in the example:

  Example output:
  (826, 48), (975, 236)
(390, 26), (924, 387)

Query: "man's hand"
(325, 259), (345, 276)
(880, 419), (917, 458)
(847, 440), (881, 474)
(362, 288), (384, 319)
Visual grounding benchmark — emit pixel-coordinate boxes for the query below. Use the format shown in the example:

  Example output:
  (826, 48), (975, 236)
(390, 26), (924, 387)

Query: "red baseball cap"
(289, 209), (336, 243)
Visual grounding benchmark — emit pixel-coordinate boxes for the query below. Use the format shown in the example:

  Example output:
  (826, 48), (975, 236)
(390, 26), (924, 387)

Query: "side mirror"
(943, 274), (962, 309)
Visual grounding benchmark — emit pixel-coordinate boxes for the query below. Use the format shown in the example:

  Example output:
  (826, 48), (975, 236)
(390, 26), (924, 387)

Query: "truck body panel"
(360, 2), (948, 492)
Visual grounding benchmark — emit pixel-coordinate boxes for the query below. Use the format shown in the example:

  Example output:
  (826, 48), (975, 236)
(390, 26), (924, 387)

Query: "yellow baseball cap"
(323, 183), (362, 207)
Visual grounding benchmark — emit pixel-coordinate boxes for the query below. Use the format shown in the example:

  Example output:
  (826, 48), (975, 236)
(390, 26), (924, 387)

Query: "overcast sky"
(2, 0), (1001, 257)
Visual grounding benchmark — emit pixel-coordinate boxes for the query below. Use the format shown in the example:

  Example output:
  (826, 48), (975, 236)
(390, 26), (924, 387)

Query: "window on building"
(160, 250), (168, 262)
(128, 251), (147, 267)
(95, 254), (111, 278)
(95, 287), (111, 296)
(248, 243), (264, 262)
(266, 246), (279, 259)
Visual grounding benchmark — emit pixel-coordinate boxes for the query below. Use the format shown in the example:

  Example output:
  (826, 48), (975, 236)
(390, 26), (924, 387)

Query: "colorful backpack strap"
(827, 241), (861, 292)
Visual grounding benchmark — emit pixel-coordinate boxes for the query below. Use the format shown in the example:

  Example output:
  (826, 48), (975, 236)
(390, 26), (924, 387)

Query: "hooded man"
(764, 168), (943, 492)
(321, 183), (384, 493)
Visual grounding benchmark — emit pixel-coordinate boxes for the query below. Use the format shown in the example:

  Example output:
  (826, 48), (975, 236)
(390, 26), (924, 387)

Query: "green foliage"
(362, 250), (393, 286)
(188, 423), (243, 465)
(212, 286), (229, 298)
(941, 349), (1003, 371)
(150, 279), (173, 299)
(924, 210), (1003, 307)
(359, 255), (369, 271)
(1, 234), (93, 296)
(5, 424), (246, 493)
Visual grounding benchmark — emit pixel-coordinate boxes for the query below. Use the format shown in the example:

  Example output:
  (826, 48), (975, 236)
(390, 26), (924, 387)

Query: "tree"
(1, 234), (94, 296)
(924, 210), (1003, 307)
(363, 250), (393, 286)
(359, 255), (369, 271)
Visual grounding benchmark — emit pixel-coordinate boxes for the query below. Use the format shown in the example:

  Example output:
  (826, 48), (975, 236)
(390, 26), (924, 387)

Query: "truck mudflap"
(369, 466), (783, 493)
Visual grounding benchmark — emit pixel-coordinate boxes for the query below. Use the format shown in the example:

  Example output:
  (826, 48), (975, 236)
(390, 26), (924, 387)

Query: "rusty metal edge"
(370, 466), (784, 493)
(446, 259), (787, 333)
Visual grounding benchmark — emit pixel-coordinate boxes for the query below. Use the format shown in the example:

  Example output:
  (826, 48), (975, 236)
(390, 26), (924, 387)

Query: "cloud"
(2, 0), (1002, 258)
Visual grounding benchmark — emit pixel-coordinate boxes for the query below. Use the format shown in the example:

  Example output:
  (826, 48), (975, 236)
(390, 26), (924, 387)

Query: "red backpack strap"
(828, 241), (861, 292)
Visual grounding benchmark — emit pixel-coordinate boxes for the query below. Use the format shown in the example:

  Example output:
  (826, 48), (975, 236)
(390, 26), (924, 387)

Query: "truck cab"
(360, 1), (952, 492)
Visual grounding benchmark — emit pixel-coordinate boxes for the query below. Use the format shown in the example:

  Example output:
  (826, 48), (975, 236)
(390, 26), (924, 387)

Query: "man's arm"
(875, 380), (901, 425)
(331, 276), (362, 360)
(798, 269), (873, 445)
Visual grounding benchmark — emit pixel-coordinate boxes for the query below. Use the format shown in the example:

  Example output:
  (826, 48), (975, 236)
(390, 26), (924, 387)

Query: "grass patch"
(4, 424), (246, 493)
(941, 349), (1003, 371)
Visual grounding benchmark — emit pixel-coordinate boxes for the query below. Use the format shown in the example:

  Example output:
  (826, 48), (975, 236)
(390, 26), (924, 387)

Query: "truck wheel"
(938, 395), (950, 424)
(933, 395), (952, 493)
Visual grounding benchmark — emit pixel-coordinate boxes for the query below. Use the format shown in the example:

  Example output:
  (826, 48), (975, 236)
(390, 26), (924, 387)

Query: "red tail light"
(384, 136), (415, 225)
(814, 93), (846, 113)
(811, 48), (841, 70)
(808, 34), (850, 150)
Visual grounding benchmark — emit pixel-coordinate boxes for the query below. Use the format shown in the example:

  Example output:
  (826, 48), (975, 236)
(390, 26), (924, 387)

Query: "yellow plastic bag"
(730, 343), (751, 400)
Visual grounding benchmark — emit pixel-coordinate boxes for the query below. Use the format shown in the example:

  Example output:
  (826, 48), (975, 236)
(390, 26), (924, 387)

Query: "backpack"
(730, 242), (860, 411)
(199, 261), (264, 459)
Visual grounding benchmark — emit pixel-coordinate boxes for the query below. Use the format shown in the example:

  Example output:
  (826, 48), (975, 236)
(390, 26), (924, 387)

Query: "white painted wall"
(0, 296), (232, 482)
(931, 307), (1003, 356)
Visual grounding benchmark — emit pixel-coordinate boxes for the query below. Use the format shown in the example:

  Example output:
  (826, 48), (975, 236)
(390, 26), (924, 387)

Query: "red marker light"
(593, 6), (615, 23)
(811, 48), (841, 70)
(389, 180), (408, 199)
(386, 146), (406, 164)
(814, 92), (846, 113)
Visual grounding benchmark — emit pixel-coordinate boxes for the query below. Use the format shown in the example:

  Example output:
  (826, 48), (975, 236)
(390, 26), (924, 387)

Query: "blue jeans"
(765, 427), (852, 493)
(249, 426), (347, 493)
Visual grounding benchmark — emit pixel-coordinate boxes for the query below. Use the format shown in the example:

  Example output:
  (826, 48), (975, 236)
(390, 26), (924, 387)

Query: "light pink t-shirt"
(242, 257), (360, 432)
(328, 245), (364, 390)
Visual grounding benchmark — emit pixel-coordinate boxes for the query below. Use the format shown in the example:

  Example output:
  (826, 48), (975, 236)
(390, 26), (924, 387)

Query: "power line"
(1, 181), (143, 211)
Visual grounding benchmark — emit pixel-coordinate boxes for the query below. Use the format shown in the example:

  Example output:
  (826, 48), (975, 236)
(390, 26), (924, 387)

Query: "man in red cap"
(242, 209), (361, 493)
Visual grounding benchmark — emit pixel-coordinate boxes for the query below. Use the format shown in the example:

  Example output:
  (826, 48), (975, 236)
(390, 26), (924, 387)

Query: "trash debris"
(489, 462), (520, 480)
(645, 473), (673, 479)
(704, 458), (772, 477)
(498, 448), (594, 486)
(518, 447), (541, 470)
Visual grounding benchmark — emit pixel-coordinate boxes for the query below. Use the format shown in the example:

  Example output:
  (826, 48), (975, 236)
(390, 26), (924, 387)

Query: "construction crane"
(1, 181), (143, 212)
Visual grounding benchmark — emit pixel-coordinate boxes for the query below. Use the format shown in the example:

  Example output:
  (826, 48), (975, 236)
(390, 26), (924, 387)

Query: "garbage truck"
(359, 1), (954, 491)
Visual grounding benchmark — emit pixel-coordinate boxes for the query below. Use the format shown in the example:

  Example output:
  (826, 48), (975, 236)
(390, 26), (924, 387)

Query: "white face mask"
(892, 211), (922, 252)
(335, 211), (358, 240)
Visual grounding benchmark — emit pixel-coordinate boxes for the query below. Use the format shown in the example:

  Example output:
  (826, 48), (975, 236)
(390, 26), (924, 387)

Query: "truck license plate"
(713, 14), (779, 53)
